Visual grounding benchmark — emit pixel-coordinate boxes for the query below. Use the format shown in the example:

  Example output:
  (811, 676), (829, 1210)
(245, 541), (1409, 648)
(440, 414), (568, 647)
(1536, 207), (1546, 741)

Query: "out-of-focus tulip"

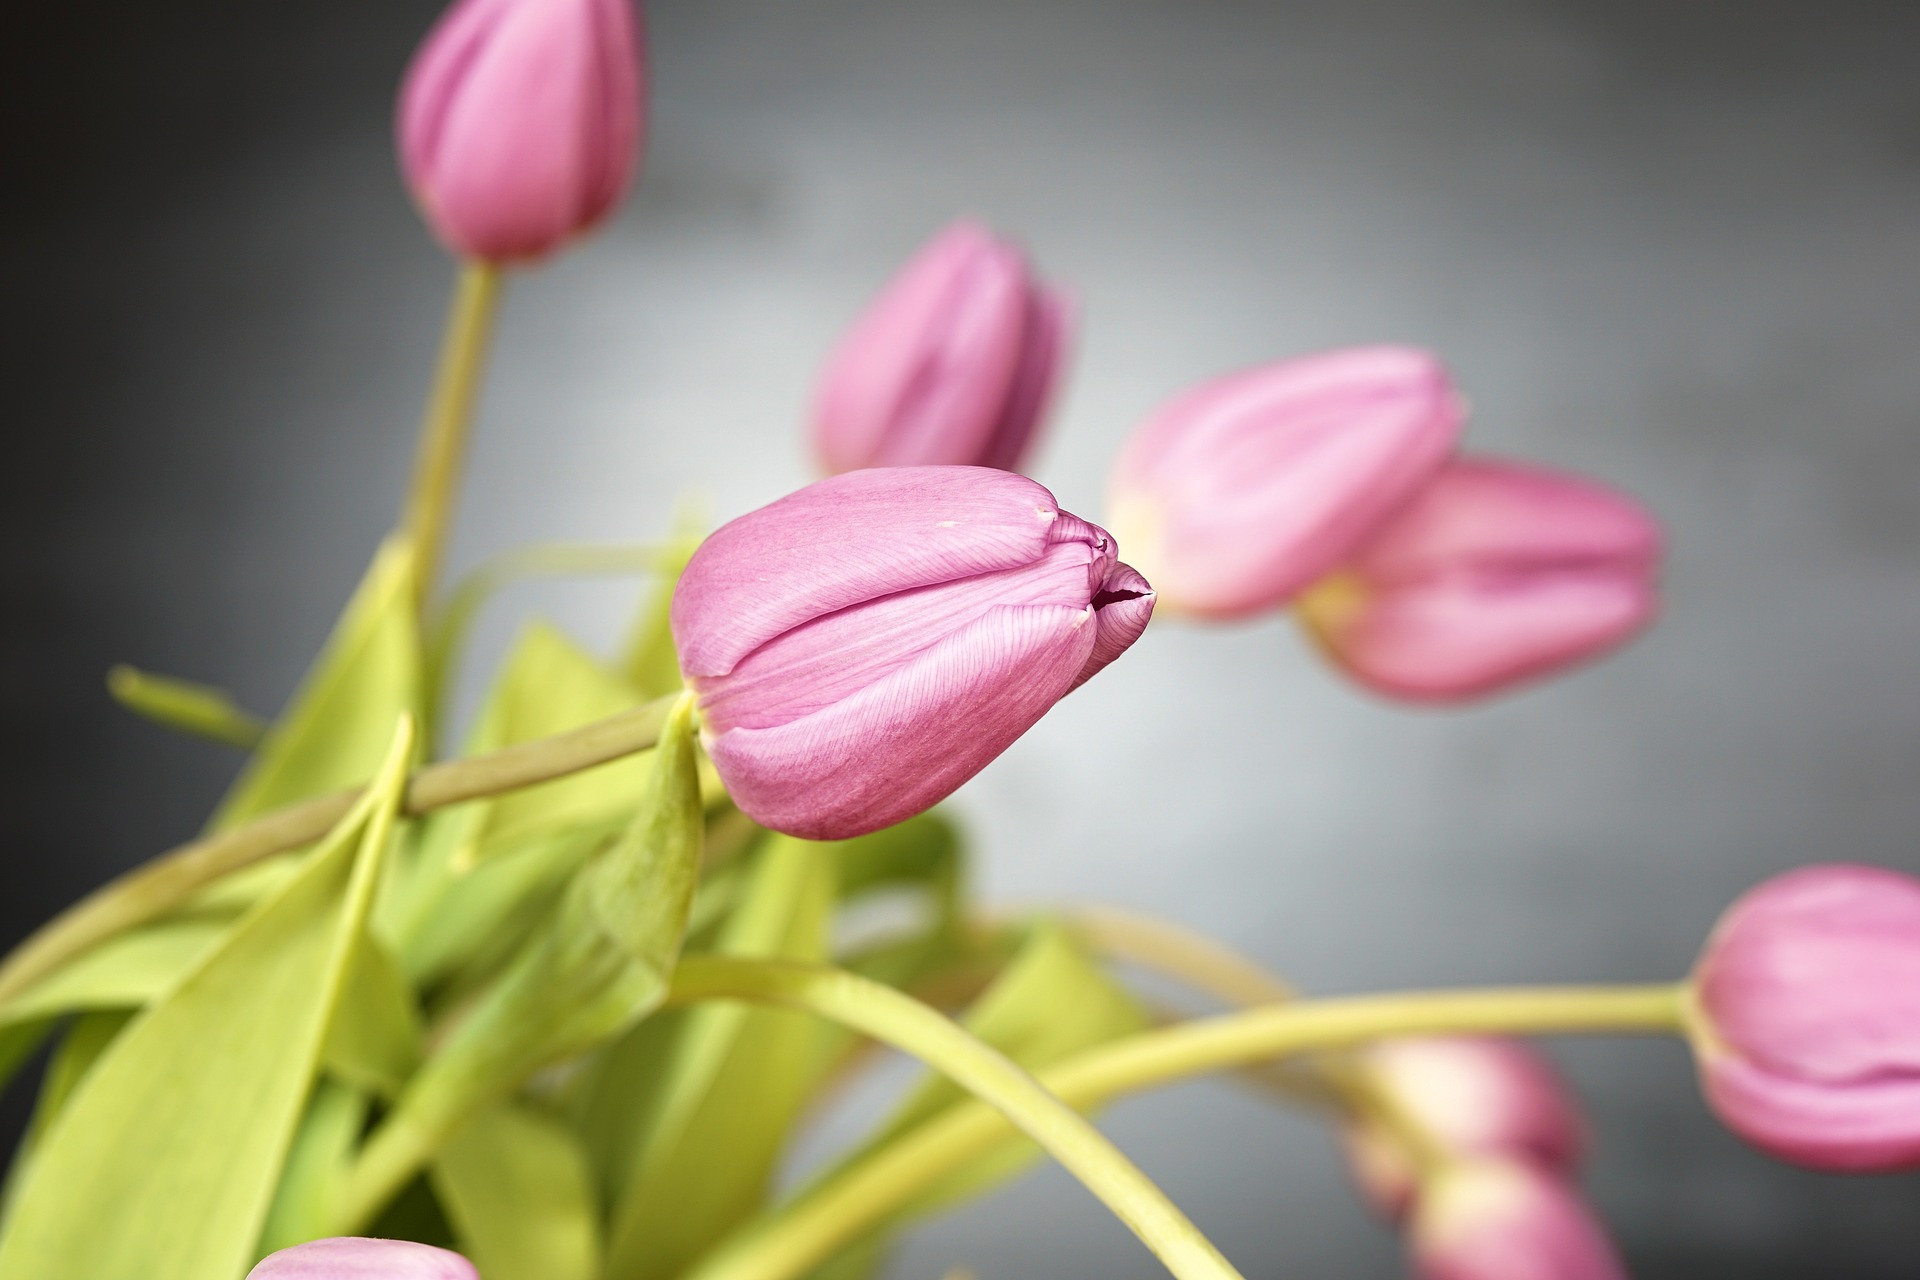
(1298, 457), (1661, 703)
(246, 1237), (478, 1279)
(398, 0), (645, 262)
(813, 222), (1069, 475)
(1344, 1037), (1586, 1221)
(1106, 346), (1463, 619)
(671, 467), (1153, 839)
(1689, 863), (1920, 1172)
(1409, 1161), (1627, 1280)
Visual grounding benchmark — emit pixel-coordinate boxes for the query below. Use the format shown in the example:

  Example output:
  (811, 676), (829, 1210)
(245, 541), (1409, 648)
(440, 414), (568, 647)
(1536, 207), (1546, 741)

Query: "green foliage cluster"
(0, 536), (1148, 1280)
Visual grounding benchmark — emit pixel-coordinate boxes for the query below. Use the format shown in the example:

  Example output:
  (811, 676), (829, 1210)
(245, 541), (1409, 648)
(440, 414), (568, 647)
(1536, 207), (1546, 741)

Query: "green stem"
(403, 262), (503, 612)
(684, 983), (1688, 1280)
(0, 696), (679, 1008)
(668, 956), (1247, 1280)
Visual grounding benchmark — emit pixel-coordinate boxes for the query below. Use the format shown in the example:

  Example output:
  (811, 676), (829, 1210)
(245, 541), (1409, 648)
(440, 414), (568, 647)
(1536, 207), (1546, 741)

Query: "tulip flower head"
(1344, 1037), (1586, 1220)
(247, 1237), (478, 1279)
(813, 222), (1070, 475)
(399, 0), (645, 262)
(1409, 1161), (1627, 1280)
(1106, 346), (1464, 619)
(1299, 457), (1662, 703)
(1689, 863), (1920, 1172)
(671, 467), (1153, 839)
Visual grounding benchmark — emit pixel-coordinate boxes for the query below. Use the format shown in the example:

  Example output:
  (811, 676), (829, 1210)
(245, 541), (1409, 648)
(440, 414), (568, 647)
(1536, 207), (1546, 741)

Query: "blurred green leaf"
(1, 1011), (133, 1222)
(257, 1079), (368, 1254)
(107, 665), (266, 750)
(617, 519), (702, 699)
(324, 934), (423, 1100)
(804, 922), (1149, 1279)
(598, 834), (837, 1280)
(208, 539), (420, 832)
(0, 719), (414, 1280)
(0, 918), (229, 1028)
(433, 1103), (600, 1280)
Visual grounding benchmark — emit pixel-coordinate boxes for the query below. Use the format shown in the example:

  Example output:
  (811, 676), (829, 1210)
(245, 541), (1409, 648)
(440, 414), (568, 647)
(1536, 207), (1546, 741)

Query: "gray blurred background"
(5, 0), (1919, 1274)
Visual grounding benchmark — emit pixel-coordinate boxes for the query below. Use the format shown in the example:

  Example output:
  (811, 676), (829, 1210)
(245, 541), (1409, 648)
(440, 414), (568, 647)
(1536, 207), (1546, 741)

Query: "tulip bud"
(1409, 1161), (1627, 1280)
(1343, 1037), (1586, 1221)
(1298, 457), (1661, 703)
(247, 1237), (478, 1279)
(1688, 863), (1920, 1172)
(1106, 346), (1463, 619)
(813, 223), (1070, 475)
(671, 467), (1154, 839)
(398, 0), (645, 262)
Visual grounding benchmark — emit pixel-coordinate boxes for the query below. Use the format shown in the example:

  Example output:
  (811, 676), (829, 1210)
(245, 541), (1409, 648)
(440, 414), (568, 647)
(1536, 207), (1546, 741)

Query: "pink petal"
(1072, 562), (1155, 691)
(1700, 1046), (1920, 1173)
(707, 602), (1096, 840)
(247, 1238), (478, 1280)
(1411, 1163), (1626, 1280)
(672, 467), (1066, 679)
(976, 284), (1072, 473)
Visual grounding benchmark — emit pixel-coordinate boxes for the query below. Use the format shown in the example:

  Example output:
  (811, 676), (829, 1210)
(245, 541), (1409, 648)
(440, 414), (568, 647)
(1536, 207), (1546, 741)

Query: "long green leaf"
(433, 1103), (599, 1280)
(257, 1079), (369, 1254)
(209, 539), (420, 831)
(598, 834), (837, 1280)
(0, 718), (415, 1280)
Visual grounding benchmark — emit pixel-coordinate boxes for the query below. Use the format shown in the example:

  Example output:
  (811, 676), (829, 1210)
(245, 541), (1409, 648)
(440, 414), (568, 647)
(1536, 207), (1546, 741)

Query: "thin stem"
(668, 956), (1246, 1280)
(682, 983), (1688, 1280)
(0, 696), (679, 1008)
(403, 262), (503, 611)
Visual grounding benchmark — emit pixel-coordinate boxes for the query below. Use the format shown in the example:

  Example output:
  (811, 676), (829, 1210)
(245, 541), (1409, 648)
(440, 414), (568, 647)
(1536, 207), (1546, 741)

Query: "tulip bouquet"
(4, 3), (1917, 1280)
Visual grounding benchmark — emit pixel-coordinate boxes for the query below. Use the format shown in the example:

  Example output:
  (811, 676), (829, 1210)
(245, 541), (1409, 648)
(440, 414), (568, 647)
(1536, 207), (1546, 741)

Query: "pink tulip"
(1343, 1037), (1586, 1221)
(398, 0), (645, 262)
(813, 223), (1070, 475)
(1105, 346), (1463, 619)
(1690, 863), (1920, 1172)
(671, 467), (1153, 839)
(247, 1238), (477, 1279)
(1299, 457), (1661, 702)
(1409, 1161), (1627, 1280)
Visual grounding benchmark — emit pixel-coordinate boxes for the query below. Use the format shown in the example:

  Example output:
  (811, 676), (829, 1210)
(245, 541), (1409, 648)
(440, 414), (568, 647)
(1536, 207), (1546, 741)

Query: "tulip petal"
(1412, 1163), (1626, 1280)
(1072, 562), (1155, 691)
(247, 1237), (478, 1279)
(1699, 1048), (1920, 1172)
(977, 284), (1072, 473)
(673, 467), (1065, 679)
(707, 602), (1096, 839)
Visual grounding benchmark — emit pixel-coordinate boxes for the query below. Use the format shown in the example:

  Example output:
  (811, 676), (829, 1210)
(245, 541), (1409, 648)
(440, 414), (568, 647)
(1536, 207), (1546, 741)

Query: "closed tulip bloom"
(399, 0), (644, 262)
(1106, 346), (1463, 619)
(813, 222), (1069, 475)
(1409, 1161), (1627, 1280)
(247, 1238), (478, 1279)
(1689, 863), (1920, 1172)
(1344, 1037), (1586, 1221)
(671, 467), (1154, 839)
(1299, 457), (1661, 703)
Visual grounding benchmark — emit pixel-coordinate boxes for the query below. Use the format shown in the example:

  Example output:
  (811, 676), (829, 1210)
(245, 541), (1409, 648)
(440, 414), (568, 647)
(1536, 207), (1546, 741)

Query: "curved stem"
(0, 696), (679, 1007)
(683, 983), (1687, 1280)
(403, 262), (503, 612)
(668, 956), (1246, 1280)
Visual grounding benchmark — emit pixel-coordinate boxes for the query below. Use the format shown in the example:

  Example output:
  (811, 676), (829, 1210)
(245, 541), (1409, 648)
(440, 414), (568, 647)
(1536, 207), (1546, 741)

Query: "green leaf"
(0, 918), (229, 1029)
(0, 1022), (50, 1101)
(0, 718), (415, 1280)
(597, 834), (837, 1280)
(107, 665), (266, 750)
(387, 622), (646, 983)
(323, 934), (423, 1100)
(617, 517), (702, 699)
(257, 1079), (369, 1254)
(208, 539), (420, 832)
(1, 1011), (133, 1221)
(432, 1103), (600, 1280)
(804, 922), (1149, 1278)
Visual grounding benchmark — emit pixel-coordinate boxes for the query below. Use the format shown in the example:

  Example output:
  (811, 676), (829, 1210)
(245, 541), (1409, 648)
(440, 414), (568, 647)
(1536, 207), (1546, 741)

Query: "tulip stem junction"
(0, 695), (679, 1009)
(667, 956), (1250, 1280)
(402, 261), (503, 612)
(681, 979), (1689, 1280)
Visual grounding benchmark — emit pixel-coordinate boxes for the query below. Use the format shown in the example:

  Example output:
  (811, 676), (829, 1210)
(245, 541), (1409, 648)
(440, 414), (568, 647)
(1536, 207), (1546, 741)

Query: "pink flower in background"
(1344, 1037), (1586, 1221)
(1690, 863), (1920, 1171)
(671, 466), (1153, 839)
(1106, 346), (1463, 619)
(1409, 1161), (1627, 1280)
(247, 1238), (477, 1279)
(813, 222), (1070, 475)
(398, 0), (645, 262)
(1299, 457), (1661, 703)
